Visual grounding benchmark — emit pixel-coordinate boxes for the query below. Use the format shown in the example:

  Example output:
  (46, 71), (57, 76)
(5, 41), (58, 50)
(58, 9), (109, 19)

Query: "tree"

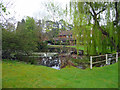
(70, 1), (120, 55)
(1, 0), (16, 59)
(2, 16), (40, 60)
(2, 27), (17, 59)
(16, 16), (38, 54)
(44, 1), (67, 22)
(0, 0), (14, 22)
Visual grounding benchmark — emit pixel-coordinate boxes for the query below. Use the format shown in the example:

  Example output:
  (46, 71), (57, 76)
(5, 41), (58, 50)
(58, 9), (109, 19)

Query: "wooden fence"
(90, 52), (119, 69)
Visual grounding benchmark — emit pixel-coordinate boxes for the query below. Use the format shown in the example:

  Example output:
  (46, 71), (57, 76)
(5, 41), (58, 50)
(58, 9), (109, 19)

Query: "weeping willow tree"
(70, 1), (120, 55)
(70, 1), (93, 55)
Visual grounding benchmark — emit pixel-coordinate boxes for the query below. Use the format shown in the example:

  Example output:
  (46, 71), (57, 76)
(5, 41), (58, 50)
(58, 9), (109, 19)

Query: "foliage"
(2, 28), (18, 59)
(0, 3), (6, 13)
(71, 56), (90, 64)
(36, 41), (48, 52)
(70, 2), (120, 55)
(44, 1), (67, 22)
(0, 2), (10, 16)
(0, 1), (12, 22)
(2, 16), (40, 60)
(16, 16), (38, 53)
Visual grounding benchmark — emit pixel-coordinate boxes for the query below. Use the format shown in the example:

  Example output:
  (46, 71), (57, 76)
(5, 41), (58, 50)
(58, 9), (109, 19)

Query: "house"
(54, 30), (76, 45)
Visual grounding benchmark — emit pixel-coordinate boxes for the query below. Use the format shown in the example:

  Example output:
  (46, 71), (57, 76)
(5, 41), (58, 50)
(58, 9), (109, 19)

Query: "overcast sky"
(2, 0), (115, 25)
(2, 0), (70, 22)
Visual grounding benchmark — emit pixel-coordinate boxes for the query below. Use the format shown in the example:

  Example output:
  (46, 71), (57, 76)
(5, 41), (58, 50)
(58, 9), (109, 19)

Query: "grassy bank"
(2, 60), (118, 88)
(49, 45), (84, 50)
(48, 45), (115, 54)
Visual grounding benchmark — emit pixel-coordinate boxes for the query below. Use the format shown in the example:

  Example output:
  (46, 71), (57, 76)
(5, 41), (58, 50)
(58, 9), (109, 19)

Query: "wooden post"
(106, 54), (108, 65)
(90, 56), (92, 69)
(116, 52), (118, 62)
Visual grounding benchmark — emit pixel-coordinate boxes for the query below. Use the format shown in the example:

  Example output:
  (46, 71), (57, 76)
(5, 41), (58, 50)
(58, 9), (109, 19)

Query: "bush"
(37, 41), (48, 52)
(71, 56), (89, 64)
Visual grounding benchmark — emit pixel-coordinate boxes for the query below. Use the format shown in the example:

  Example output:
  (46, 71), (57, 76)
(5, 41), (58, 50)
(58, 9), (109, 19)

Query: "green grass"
(2, 60), (118, 88)
(66, 45), (84, 50)
(49, 45), (84, 50)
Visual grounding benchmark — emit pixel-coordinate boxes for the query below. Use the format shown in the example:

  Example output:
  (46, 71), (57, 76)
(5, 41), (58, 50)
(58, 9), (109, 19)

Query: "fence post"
(90, 56), (92, 69)
(116, 52), (118, 62)
(106, 54), (108, 65)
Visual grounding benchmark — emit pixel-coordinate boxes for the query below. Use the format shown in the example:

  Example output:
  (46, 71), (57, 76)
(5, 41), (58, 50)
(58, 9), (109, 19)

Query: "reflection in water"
(33, 54), (61, 70)
(30, 52), (88, 70)
(32, 46), (86, 69)
(30, 52), (116, 70)
(30, 51), (116, 70)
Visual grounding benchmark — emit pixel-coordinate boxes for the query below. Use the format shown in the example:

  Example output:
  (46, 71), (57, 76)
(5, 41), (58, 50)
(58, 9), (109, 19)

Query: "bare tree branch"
(97, 6), (106, 15)
(88, 10), (94, 17)
(89, 2), (96, 16)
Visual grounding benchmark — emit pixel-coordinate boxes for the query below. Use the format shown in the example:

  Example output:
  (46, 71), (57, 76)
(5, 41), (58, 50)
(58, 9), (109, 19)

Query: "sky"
(3, 0), (70, 22)
(2, 0), (115, 25)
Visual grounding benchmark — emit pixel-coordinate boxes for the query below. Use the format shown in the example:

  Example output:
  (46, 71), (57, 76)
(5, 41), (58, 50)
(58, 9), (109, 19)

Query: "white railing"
(90, 52), (119, 69)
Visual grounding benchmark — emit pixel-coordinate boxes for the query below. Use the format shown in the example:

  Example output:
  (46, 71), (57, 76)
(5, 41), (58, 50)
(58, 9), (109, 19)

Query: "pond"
(29, 51), (89, 70)
(17, 46), (116, 70)
(28, 51), (117, 70)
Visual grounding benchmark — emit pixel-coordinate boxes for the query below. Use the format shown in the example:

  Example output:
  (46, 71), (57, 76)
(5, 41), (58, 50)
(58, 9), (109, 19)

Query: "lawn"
(49, 45), (84, 50)
(2, 60), (118, 88)
(66, 45), (84, 50)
